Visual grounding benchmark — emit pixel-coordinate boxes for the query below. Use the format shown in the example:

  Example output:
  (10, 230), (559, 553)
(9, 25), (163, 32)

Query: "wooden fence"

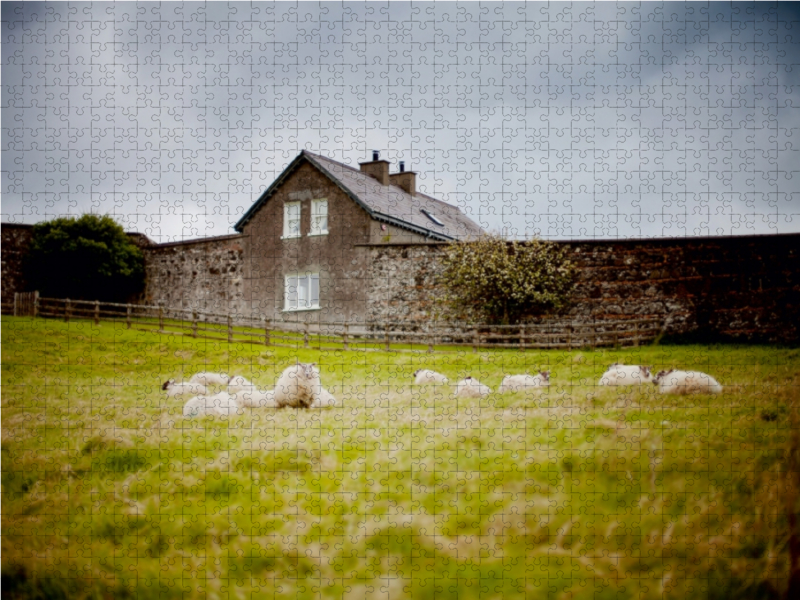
(10, 295), (666, 352)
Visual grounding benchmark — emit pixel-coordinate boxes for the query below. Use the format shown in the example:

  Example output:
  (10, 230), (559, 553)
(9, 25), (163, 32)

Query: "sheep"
(454, 376), (492, 398)
(652, 369), (723, 395)
(182, 391), (240, 417)
(273, 362), (322, 408)
(188, 372), (230, 386)
(598, 363), (653, 386)
(413, 369), (450, 385)
(498, 371), (550, 393)
(233, 387), (277, 408)
(310, 387), (337, 408)
(162, 380), (208, 398)
(227, 375), (255, 393)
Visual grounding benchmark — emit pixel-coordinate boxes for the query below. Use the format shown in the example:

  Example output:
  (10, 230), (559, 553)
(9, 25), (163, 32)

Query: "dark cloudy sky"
(3, 2), (799, 242)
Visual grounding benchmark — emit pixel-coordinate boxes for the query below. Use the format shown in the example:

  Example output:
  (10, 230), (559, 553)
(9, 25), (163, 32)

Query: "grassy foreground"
(2, 316), (799, 599)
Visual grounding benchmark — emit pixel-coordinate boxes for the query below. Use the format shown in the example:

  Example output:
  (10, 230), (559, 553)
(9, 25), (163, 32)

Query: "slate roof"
(234, 150), (484, 241)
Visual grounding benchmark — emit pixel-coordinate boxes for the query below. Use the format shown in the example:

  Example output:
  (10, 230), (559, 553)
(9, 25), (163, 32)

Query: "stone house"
(234, 150), (483, 323)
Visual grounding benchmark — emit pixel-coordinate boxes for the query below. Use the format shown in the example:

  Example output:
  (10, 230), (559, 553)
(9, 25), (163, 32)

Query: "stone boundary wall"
(142, 234), (247, 314)
(1, 223), (34, 308)
(365, 233), (800, 343)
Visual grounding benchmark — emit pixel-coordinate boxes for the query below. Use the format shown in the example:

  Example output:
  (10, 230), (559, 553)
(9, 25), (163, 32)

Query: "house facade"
(233, 151), (484, 323)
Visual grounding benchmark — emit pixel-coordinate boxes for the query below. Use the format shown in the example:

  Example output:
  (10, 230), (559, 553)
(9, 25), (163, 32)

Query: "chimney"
(359, 150), (390, 186)
(389, 162), (416, 197)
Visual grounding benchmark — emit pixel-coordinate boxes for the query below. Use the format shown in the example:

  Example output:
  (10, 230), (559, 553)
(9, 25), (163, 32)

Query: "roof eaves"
(372, 211), (455, 242)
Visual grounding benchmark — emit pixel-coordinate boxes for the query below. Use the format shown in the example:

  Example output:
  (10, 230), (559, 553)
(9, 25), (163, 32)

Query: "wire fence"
(6, 293), (665, 352)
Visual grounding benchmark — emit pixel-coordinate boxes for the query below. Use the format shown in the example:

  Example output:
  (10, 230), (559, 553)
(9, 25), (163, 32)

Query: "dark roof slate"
(235, 150), (484, 241)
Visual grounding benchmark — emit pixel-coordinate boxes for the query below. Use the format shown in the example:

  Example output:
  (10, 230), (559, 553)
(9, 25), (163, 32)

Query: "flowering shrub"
(440, 233), (576, 324)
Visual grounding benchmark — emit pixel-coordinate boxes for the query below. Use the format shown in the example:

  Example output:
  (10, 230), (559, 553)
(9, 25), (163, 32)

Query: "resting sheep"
(653, 369), (723, 395)
(310, 387), (337, 408)
(182, 391), (239, 417)
(598, 363), (652, 386)
(498, 371), (550, 393)
(188, 372), (230, 386)
(227, 375), (255, 393)
(454, 377), (491, 398)
(233, 387), (277, 408)
(274, 363), (323, 408)
(163, 380), (207, 398)
(413, 369), (449, 385)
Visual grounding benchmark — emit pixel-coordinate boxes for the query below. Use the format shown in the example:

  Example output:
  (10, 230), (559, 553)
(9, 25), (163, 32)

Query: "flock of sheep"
(164, 362), (336, 417)
(167, 361), (723, 417)
(416, 362), (723, 397)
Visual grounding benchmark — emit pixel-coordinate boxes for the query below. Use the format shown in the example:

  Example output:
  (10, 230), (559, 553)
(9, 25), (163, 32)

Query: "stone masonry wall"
(365, 233), (800, 343)
(1, 223), (34, 308)
(143, 234), (247, 314)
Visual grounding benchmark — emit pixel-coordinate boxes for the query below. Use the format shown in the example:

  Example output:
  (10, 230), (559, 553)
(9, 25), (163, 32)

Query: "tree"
(25, 214), (145, 302)
(439, 233), (576, 324)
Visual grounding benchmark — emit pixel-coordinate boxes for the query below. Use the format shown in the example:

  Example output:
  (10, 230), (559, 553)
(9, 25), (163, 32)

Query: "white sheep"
(652, 369), (723, 395)
(162, 379), (208, 398)
(233, 387), (277, 408)
(598, 363), (653, 386)
(188, 372), (230, 386)
(182, 391), (240, 417)
(274, 362), (322, 408)
(310, 387), (337, 408)
(454, 376), (491, 398)
(227, 375), (255, 393)
(413, 369), (450, 385)
(498, 371), (550, 393)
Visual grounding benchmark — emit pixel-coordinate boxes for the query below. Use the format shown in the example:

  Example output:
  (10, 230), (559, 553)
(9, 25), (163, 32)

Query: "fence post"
(158, 305), (164, 331)
(567, 323), (572, 350)
(227, 314), (233, 343)
(428, 326), (434, 354)
(384, 323), (390, 352)
(264, 318), (270, 346)
(343, 322), (349, 351)
(473, 326), (479, 353)
(13, 292), (18, 317)
(65, 299), (71, 323)
(520, 324), (526, 351)
(303, 321), (309, 349)
(126, 304), (132, 329)
(94, 300), (100, 325)
(33, 291), (39, 318)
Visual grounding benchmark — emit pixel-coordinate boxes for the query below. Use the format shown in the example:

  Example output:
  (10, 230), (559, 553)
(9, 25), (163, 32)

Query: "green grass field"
(2, 315), (799, 599)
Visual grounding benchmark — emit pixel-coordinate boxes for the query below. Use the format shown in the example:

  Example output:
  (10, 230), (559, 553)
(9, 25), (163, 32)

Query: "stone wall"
(1, 223), (33, 308)
(142, 234), (247, 314)
(364, 233), (800, 343)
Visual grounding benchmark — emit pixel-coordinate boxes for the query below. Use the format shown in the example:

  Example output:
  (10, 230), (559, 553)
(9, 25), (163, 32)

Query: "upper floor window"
(310, 199), (328, 235)
(283, 202), (301, 238)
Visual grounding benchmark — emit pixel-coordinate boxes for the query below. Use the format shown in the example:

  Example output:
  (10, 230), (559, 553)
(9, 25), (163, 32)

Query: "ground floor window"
(284, 272), (320, 311)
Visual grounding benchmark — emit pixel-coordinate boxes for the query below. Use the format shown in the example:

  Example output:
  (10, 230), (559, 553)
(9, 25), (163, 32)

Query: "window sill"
(307, 231), (329, 237)
(280, 235), (301, 240)
(283, 306), (321, 313)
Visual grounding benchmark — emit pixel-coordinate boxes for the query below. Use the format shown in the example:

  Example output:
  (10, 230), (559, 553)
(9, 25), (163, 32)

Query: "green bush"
(25, 214), (145, 302)
(439, 233), (576, 324)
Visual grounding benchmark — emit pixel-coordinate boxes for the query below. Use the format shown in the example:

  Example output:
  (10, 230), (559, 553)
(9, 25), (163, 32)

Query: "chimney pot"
(399, 161), (405, 172)
(373, 150), (379, 161)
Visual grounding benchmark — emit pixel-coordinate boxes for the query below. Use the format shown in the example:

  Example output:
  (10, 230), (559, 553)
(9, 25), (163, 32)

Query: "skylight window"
(421, 208), (444, 227)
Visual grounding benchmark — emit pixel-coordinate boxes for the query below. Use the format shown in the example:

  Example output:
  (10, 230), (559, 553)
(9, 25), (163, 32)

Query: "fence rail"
(14, 294), (665, 352)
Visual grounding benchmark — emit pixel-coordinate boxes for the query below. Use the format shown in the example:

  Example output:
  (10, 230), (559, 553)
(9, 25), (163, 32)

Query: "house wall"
(240, 161), (376, 323)
(364, 233), (800, 343)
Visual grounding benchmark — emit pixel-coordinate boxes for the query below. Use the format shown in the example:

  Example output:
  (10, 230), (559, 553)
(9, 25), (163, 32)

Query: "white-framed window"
(284, 272), (320, 311)
(310, 199), (328, 236)
(283, 202), (301, 239)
